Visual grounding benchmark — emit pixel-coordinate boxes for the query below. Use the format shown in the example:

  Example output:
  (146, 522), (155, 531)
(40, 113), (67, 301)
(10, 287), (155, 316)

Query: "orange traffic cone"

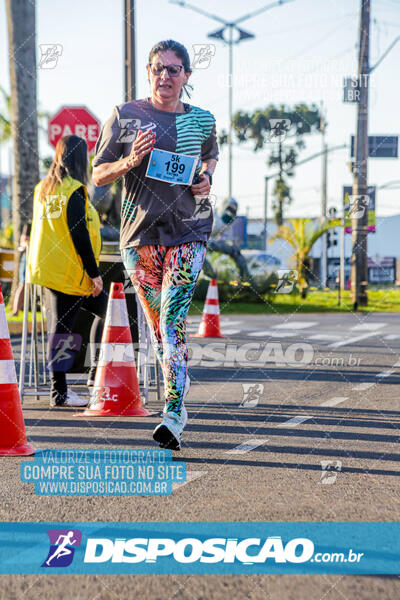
(193, 278), (224, 338)
(75, 282), (156, 417)
(0, 285), (35, 455)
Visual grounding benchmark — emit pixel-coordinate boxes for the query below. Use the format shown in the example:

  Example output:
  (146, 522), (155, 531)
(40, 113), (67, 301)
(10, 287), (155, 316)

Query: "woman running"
(92, 39), (218, 449)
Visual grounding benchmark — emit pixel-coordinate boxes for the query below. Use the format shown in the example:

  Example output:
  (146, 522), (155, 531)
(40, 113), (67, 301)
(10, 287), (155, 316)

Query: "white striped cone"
(75, 282), (156, 417)
(194, 279), (223, 338)
(0, 285), (35, 455)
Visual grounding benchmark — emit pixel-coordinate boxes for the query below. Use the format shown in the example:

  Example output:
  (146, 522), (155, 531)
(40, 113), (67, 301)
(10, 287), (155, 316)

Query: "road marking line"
(351, 322), (386, 331)
(277, 415), (313, 427)
(328, 332), (377, 348)
(222, 329), (241, 335)
(220, 320), (243, 326)
(248, 330), (296, 338)
(225, 439), (267, 454)
(376, 369), (395, 378)
(173, 471), (207, 491)
(353, 382), (375, 391)
(384, 334), (400, 340)
(273, 321), (318, 330)
(308, 334), (342, 341)
(320, 397), (348, 407)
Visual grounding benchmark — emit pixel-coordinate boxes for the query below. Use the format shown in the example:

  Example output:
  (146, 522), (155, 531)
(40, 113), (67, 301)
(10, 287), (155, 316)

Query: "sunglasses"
(150, 63), (184, 77)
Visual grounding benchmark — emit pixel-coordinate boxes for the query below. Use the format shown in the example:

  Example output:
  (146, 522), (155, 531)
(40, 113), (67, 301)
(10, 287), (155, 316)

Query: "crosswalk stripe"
(376, 369), (395, 378)
(277, 415), (313, 427)
(320, 397), (348, 407)
(353, 382), (375, 391)
(351, 322), (386, 331)
(248, 330), (297, 338)
(225, 439), (267, 454)
(273, 321), (317, 330)
(172, 471), (207, 491)
(328, 332), (377, 348)
(308, 334), (342, 341)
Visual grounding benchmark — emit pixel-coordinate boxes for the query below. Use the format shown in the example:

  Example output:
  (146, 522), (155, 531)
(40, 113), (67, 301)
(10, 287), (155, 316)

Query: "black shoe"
(152, 424), (181, 451)
(50, 396), (66, 408)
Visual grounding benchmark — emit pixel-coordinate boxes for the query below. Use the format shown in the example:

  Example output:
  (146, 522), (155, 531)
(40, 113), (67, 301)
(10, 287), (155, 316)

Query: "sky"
(1, 0), (400, 219)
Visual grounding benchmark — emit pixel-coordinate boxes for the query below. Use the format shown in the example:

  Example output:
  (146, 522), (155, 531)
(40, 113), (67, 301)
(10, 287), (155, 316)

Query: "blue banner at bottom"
(0, 522), (398, 574)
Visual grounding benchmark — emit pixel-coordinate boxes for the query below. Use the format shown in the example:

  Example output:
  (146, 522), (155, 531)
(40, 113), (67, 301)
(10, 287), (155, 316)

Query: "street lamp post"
(170, 0), (293, 201)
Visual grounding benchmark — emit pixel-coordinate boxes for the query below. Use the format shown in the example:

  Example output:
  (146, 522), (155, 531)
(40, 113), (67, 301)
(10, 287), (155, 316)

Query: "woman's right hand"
(91, 275), (103, 297)
(125, 129), (155, 170)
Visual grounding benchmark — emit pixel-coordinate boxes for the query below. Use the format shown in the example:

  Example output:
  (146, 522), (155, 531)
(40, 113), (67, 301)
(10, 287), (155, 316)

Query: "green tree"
(270, 217), (335, 298)
(221, 104), (321, 225)
(0, 85), (12, 143)
(0, 83), (50, 144)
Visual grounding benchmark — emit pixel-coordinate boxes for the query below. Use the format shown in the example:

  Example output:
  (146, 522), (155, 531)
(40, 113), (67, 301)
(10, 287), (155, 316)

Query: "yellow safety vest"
(27, 175), (102, 296)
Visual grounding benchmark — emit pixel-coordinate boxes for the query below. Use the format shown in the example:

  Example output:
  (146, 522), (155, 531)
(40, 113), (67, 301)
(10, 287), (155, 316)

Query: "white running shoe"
(153, 374), (190, 450)
(65, 389), (88, 407)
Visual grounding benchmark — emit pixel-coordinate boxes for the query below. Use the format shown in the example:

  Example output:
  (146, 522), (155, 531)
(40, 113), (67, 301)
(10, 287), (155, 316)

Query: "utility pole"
(228, 25), (233, 200)
(320, 103), (328, 288)
(351, 0), (370, 309)
(124, 0), (136, 101)
(263, 176), (269, 250)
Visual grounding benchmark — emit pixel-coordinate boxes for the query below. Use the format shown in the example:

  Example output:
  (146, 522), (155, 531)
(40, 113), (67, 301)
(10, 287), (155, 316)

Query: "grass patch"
(189, 288), (400, 315)
(5, 309), (44, 323)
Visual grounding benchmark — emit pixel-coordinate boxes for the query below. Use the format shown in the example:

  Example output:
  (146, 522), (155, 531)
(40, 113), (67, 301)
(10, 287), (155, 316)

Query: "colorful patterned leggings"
(121, 241), (207, 416)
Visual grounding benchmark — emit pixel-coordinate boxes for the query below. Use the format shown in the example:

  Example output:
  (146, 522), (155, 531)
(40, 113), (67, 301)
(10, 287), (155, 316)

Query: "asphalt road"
(1, 312), (400, 599)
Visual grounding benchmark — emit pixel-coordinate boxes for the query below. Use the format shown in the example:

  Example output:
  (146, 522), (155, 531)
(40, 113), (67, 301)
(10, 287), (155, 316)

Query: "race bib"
(145, 148), (199, 185)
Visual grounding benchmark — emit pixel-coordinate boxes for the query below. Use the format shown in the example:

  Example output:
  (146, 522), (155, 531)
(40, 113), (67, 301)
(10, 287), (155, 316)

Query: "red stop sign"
(48, 106), (100, 153)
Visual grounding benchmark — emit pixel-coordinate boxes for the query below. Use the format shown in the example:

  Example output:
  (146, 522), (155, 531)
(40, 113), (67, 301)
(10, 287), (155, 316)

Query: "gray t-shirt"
(93, 99), (219, 249)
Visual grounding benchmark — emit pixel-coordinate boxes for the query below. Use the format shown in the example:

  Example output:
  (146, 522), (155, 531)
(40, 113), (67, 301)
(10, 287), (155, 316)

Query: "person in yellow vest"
(27, 135), (107, 407)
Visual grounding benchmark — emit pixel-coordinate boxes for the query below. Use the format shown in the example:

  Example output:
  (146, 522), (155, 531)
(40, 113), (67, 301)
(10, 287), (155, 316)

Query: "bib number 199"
(165, 154), (185, 175)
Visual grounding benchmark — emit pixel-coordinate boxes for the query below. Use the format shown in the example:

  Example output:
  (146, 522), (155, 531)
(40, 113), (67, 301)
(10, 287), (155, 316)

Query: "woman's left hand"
(190, 172), (211, 197)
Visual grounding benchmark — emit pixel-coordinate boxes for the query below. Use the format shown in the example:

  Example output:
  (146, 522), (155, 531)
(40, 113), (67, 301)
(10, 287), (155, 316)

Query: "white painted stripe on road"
(173, 471), (207, 491)
(248, 330), (297, 338)
(392, 360), (400, 368)
(320, 397), (348, 407)
(225, 439), (267, 454)
(220, 320), (243, 326)
(384, 335), (400, 340)
(353, 382), (375, 391)
(222, 329), (241, 335)
(328, 332), (377, 348)
(376, 369), (395, 378)
(273, 321), (317, 330)
(351, 322), (386, 331)
(277, 415), (313, 427)
(308, 334), (342, 341)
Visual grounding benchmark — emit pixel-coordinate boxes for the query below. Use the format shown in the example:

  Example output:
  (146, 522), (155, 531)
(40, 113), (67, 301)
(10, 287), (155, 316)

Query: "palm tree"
(0, 83), (50, 152)
(6, 0), (39, 302)
(270, 218), (336, 298)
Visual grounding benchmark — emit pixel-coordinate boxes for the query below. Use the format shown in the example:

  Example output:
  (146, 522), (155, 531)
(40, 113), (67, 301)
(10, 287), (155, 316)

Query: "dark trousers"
(46, 288), (108, 405)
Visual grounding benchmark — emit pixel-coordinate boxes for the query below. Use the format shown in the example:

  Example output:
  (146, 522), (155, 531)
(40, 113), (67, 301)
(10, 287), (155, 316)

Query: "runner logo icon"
(42, 529), (82, 567)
